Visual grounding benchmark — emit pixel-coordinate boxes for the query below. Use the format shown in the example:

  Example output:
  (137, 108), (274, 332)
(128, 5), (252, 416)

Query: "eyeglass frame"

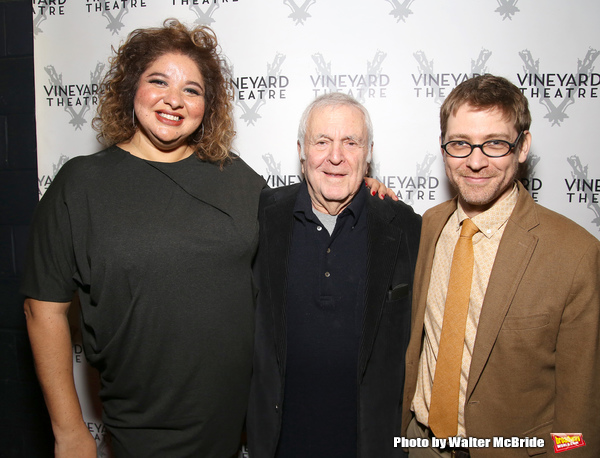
(441, 131), (525, 158)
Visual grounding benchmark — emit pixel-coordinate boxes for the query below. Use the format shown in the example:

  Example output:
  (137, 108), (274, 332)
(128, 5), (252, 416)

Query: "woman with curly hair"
(22, 19), (265, 457)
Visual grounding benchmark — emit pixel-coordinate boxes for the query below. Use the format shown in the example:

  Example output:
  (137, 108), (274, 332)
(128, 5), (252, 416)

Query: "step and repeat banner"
(32, 1), (599, 455)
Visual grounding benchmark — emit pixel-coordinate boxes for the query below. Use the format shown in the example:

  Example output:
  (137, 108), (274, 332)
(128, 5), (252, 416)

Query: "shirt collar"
(454, 182), (519, 239)
(294, 180), (367, 225)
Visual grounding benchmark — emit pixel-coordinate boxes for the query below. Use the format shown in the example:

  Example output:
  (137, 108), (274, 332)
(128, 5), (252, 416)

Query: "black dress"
(21, 146), (266, 457)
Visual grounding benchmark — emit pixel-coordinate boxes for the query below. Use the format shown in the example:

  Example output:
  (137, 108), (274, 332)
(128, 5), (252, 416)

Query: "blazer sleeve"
(553, 239), (600, 456)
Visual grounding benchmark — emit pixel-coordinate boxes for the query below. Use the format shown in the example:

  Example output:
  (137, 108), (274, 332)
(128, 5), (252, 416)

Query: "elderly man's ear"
(297, 140), (305, 174)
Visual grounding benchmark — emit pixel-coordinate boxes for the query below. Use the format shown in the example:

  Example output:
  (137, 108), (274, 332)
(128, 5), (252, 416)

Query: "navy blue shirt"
(276, 182), (368, 458)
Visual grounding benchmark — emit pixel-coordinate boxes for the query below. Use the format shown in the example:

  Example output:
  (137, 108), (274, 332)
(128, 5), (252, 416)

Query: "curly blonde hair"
(93, 19), (234, 165)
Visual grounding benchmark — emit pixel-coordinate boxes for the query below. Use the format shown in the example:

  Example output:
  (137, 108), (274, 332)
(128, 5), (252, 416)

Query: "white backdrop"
(32, 1), (600, 455)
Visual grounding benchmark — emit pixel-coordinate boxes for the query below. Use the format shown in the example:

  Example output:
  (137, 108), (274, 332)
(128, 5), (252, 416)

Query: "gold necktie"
(428, 218), (479, 439)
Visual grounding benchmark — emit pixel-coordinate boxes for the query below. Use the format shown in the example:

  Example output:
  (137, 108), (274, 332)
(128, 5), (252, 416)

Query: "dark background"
(0, 0), (54, 455)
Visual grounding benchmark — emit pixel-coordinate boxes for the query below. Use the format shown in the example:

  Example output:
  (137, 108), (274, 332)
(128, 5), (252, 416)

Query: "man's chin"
(456, 186), (496, 208)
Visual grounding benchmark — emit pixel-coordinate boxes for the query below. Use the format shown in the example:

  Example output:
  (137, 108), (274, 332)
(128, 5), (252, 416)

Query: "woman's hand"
(364, 177), (399, 201)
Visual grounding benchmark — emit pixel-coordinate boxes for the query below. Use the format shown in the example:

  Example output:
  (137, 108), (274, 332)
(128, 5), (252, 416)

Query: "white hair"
(297, 92), (373, 162)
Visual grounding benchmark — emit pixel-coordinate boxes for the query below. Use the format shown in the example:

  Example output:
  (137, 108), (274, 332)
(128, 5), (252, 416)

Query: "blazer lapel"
(405, 201), (455, 387)
(466, 184), (540, 399)
(262, 185), (300, 375)
(358, 198), (403, 380)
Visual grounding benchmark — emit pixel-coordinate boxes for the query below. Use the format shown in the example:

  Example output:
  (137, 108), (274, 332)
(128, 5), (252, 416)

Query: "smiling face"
(442, 103), (531, 217)
(132, 52), (205, 160)
(299, 104), (371, 215)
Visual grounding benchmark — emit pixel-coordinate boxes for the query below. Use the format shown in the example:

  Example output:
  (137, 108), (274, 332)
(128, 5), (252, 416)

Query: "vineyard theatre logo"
(32, 0), (66, 36)
(495, 0), (519, 20)
(261, 153), (302, 188)
(43, 63), (104, 130)
(86, 421), (111, 457)
(233, 53), (288, 126)
(39, 154), (70, 196)
(519, 153), (542, 202)
(372, 153), (439, 203)
(310, 51), (389, 102)
(284, 0), (316, 25)
(179, 0), (241, 26)
(189, 2), (219, 25)
(566, 155), (600, 230)
(32, 0), (65, 18)
(33, 9), (48, 36)
(73, 343), (85, 363)
(385, 0), (414, 23)
(411, 49), (491, 102)
(517, 48), (600, 126)
(84, 1), (147, 35)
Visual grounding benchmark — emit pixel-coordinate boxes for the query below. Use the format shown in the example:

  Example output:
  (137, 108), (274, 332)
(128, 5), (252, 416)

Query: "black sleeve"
(20, 160), (79, 302)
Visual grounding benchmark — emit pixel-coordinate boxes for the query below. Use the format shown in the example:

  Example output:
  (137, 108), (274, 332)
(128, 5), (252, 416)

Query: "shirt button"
(486, 229), (491, 234)
(324, 272), (330, 278)
(326, 248), (331, 254)
(317, 226), (323, 231)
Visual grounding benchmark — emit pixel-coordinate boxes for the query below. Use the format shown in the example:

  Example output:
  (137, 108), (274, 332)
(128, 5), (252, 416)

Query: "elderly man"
(402, 75), (600, 457)
(248, 93), (421, 458)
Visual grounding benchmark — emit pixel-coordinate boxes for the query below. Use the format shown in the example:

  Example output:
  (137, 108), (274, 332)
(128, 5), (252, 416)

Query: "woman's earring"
(194, 124), (204, 143)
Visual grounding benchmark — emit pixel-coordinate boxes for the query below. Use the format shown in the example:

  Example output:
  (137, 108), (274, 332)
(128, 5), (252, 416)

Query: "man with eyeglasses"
(401, 74), (599, 457)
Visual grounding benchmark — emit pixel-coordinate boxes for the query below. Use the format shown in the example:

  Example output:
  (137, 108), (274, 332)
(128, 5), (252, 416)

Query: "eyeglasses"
(441, 131), (524, 158)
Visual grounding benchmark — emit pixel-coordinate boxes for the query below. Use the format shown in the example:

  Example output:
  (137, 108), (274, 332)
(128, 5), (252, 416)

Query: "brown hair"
(93, 18), (234, 165)
(440, 74), (531, 145)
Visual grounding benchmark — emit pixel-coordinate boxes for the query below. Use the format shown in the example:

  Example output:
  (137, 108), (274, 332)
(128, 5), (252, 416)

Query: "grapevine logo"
(85, 417), (111, 457)
(310, 51), (389, 101)
(386, 0), (415, 23)
(33, 9), (48, 36)
(261, 153), (302, 188)
(85, 1), (147, 35)
(43, 63), (104, 130)
(39, 154), (69, 196)
(171, 0), (241, 25)
(372, 153), (440, 203)
(32, 0), (66, 36)
(519, 153), (542, 202)
(495, 0), (520, 20)
(517, 48), (600, 126)
(284, 0), (316, 25)
(565, 155), (600, 231)
(189, 2), (219, 25)
(233, 53), (288, 126)
(411, 49), (491, 103)
(86, 421), (108, 448)
(551, 434), (586, 453)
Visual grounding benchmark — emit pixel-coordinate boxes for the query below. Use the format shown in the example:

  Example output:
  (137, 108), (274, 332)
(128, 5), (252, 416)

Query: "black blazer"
(247, 183), (421, 458)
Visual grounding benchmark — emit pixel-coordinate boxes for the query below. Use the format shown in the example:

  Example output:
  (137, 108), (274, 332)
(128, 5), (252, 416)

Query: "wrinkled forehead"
(306, 104), (367, 138)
